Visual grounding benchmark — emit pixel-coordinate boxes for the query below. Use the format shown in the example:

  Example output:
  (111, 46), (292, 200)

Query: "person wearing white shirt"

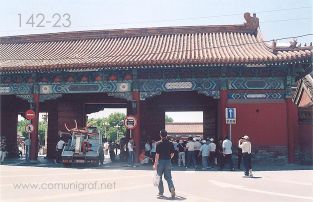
(194, 139), (202, 166)
(186, 137), (196, 168)
(221, 137), (234, 171)
(56, 138), (65, 163)
(127, 139), (135, 167)
(151, 140), (157, 164)
(239, 135), (253, 177)
(199, 140), (210, 170)
(208, 138), (216, 168)
(144, 140), (151, 157)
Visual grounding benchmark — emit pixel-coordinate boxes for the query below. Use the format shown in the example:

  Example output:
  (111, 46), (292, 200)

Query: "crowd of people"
(137, 135), (253, 177)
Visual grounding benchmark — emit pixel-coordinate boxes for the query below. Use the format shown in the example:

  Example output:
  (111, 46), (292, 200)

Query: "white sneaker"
(249, 169), (253, 177)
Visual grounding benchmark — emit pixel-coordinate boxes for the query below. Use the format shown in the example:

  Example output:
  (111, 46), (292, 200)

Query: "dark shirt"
(177, 143), (185, 152)
(156, 139), (175, 160)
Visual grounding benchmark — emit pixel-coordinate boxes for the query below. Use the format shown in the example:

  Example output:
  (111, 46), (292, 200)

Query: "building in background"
(166, 122), (203, 139)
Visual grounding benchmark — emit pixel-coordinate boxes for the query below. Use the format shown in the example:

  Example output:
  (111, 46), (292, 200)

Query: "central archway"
(140, 91), (218, 142)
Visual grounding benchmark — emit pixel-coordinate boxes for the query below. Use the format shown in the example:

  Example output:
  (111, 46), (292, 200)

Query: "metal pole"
(229, 124), (232, 141)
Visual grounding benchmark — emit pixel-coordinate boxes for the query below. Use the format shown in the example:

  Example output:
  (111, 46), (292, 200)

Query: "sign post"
(225, 108), (236, 141)
(124, 115), (137, 138)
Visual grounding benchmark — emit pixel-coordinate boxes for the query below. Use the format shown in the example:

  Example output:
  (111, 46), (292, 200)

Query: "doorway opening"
(165, 111), (203, 140)
(17, 112), (48, 158)
(85, 104), (127, 162)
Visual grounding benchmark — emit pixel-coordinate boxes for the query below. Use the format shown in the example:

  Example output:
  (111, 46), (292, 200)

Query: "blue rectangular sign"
(225, 108), (236, 124)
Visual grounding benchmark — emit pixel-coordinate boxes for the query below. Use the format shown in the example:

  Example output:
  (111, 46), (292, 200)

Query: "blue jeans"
(128, 151), (134, 166)
(157, 160), (175, 194)
(187, 151), (196, 167)
(202, 156), (208, 169)
(25, 146), (30, 161)
(243, 153), (252, 176)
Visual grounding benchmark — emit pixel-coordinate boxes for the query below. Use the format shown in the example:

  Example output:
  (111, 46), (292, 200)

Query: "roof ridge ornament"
(289, 39), (297, 48)
(244, 12), (259, 30)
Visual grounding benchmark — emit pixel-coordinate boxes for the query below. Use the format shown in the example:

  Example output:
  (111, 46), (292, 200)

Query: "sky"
(0, 0), (312, 43)
(3, 0), (312, 122)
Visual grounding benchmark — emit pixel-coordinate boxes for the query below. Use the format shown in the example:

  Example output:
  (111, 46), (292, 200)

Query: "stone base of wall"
(233, 145), (288, 166)
(253, 145), (288, 165)
(295, 148), (313, 165)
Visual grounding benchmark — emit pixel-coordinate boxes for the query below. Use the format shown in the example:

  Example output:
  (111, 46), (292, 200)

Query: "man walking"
(153, 129), (175, 199)
(239, 135), (253, 177)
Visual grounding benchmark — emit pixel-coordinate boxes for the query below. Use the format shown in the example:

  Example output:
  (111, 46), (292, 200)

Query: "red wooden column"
(219, 90), (228, 139)
(286, 98), (298, 163)
(132, 91), (141, 159)
(30, 94), (40, 161)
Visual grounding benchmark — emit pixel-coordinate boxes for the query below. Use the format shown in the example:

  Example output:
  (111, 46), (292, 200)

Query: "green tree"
(165, 115), (174, 123)
(17, 119), (47, 146)
(17, 119), (30, 138)
(87, 112), (126, 142)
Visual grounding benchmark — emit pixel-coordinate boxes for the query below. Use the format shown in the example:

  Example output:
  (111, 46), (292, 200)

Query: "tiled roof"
(0, 13), (312, 72)
(165, 122), (203, 134)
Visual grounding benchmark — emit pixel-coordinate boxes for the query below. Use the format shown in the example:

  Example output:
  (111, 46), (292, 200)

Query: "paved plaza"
(1, 162), (312, 202)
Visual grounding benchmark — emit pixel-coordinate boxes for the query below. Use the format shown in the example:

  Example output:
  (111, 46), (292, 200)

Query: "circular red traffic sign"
(25, 109), (36, 120)
(124, 116), (137, 130)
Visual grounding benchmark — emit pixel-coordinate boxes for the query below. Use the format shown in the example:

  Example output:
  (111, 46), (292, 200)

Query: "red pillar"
(286, 98), (298, 163)
(132, 91), (141, 160)
(219, 90), (228, 139)
(30, 94), (39, 161)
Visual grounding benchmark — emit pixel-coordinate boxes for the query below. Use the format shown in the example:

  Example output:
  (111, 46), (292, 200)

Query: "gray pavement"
(1, 161), (313, 202)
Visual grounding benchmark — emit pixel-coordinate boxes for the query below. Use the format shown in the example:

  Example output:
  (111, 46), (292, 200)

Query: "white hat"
(243, 135), (249, 140)
(209, 138), (214, 141)
(201, 140), (206, 143)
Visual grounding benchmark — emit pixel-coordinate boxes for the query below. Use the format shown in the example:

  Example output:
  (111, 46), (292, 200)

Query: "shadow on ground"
(1, 157), (312, 172)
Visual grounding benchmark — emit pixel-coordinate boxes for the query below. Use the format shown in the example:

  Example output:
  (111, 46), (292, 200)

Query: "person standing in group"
(194, 139), (202, 166)
(144, 140), (151, 157)
(177, 140), (186, 167)
(199, 140), (209, 170)
(150, 139), (157, 164)
(127, 138), (135, 167)
(221, 136), (234, 171)
(0, 137), (7, 163)
(216, 139), (223, 168)
(153, 129), (176, 199)
(239, 135), (253, 177)
(208, 138), (216, 168)
(186, 137), (196, 168)
(56, 137), (65, 163)
(237, 138), (243, 169)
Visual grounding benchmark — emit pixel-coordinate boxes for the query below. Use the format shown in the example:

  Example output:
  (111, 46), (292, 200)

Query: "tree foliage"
(87, 112), (126, 142)
(165, 115), (174, 123)
(17, 119), (47, 146)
